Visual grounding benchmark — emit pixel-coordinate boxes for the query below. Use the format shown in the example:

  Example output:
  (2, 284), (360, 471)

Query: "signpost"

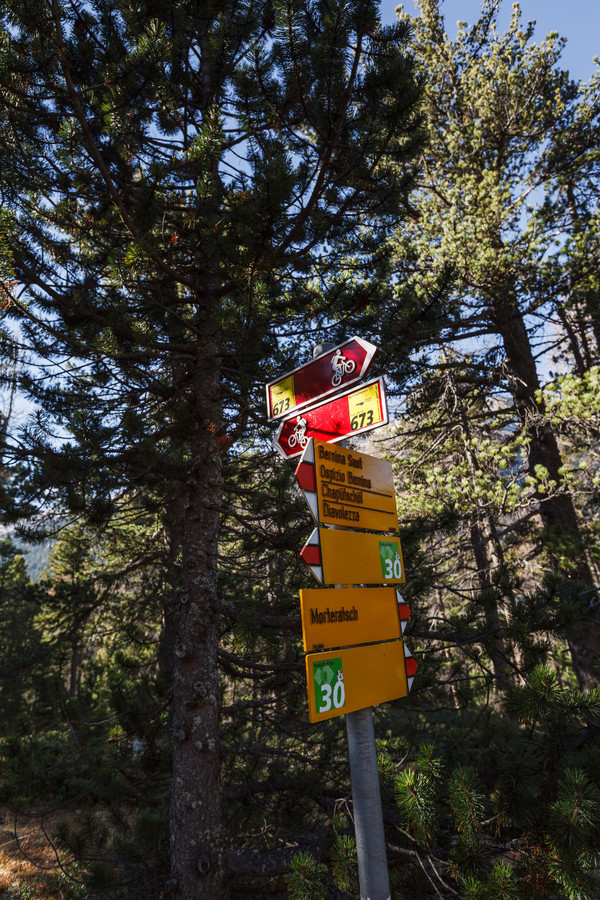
(300, 527), (405, 586)
(295, 437), (399, 532)
(266, 337), (416, 900)
(266, 336), (378, 421)
(300, 586), (410, 651)
(273, 377), (388, 459)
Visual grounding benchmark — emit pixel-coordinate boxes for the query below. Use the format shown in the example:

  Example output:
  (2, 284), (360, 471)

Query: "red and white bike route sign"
(273, 376), (389, 459)
(265, 336), (378, 421)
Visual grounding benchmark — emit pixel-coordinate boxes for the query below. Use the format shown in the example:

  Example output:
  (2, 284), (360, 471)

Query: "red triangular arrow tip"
(299, 529), (323, 584)
(295, 460), (316, 492)
(300, 543), (321, 566)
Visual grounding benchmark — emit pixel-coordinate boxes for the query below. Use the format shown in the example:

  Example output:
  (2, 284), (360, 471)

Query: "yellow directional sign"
(306, 641), (410, 722)
(300, 527), (405, 585)
(300, 587), (407, 651)
(295, 439), (399, 533)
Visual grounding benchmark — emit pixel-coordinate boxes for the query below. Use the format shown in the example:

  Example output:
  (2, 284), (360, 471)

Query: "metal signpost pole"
(346, 707), (391, 900)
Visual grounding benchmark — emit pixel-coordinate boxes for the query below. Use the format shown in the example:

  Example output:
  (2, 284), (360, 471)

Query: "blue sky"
(380, 0), (600, 82)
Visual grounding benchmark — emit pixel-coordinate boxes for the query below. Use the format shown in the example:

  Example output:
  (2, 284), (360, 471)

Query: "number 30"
(318, 681), (345, 713)
(383, 557), (402, 579)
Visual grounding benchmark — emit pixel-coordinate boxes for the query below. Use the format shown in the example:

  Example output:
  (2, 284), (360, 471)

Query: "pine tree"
(0, 513), (173, 897)
(385, 0), (600, 687)
(0, 1), (423, 895)
(0, 536), (41, 731)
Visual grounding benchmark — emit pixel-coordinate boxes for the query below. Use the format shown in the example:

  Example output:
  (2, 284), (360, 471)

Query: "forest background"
(0, 0), (600, 898)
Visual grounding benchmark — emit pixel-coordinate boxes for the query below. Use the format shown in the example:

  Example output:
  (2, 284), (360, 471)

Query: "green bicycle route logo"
(379, 541), (402, 580)
(313, 657), (346, 714)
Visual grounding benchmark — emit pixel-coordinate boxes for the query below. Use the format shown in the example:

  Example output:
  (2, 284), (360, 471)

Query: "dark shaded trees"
(0, 537), (41, 730)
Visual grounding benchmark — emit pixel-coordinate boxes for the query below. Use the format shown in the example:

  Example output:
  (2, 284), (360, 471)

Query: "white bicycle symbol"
(287, 416), (309, 449)
(331, 350), (356, 387)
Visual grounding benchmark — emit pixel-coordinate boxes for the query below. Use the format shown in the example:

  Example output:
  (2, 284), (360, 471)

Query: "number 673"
(350, 408), (374, 431)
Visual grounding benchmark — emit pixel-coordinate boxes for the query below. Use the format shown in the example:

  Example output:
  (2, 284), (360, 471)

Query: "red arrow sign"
(266, 336), (378, 421)
(300, 529), (323, 584)
(395, 593), (417, 689)
(396, 592), (412, 635)
(403, 644), (418, 691)
(273, 377), (388, 459)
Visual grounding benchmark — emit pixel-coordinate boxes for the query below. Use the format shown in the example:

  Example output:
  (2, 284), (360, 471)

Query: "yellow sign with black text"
(295, 439), (399, 533)
(300, 586), (404, 651)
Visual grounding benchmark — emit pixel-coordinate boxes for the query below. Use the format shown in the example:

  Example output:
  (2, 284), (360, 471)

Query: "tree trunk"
(565, 185), (600, 365)
(451, 380), (512, 698)
(556, 306), (586, 376)
(159, 493), (186, 696)
(69, 637), (81, 698)
(492, 291), (600, 688)
(169, 338), (227, 899)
